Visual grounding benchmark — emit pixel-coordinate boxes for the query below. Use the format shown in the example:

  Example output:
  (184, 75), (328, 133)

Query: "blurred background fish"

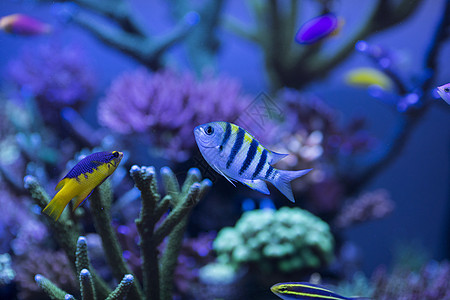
(295, 13), (343, 44)
(42, 151), (123, 221)
(344, 67), (394, 91)
(271, 282), (371, 300)
(436, 83), (450, 105)
(0, 13), (51, 35)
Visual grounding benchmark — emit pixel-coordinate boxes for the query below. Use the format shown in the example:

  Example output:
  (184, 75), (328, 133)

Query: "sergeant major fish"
(194, 122), (311, 202)
(43, 151), (123, 221)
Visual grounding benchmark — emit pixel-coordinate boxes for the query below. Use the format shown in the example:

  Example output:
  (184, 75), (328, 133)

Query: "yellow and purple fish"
(436, 83), (450, 105)
(0, 14), (51, 35)
(295, 13), (342, 44)
(43, 151), (123, 221)
(271, 282), (371, 300)
(194, 122), (311, 202)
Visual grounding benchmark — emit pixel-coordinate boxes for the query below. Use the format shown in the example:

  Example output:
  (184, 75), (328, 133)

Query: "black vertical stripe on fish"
(239, 138), (259, 175)
(220, 122), (232, 152)
(226, 127), (245, 169)
(265, 165), (274, 179)
(252, 149), (267, 179)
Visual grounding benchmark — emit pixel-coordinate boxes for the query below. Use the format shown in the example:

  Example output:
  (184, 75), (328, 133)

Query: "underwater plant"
(98, 68), (252, 161)
(24, 164), (211, 300)
(213, 207), (334, 276)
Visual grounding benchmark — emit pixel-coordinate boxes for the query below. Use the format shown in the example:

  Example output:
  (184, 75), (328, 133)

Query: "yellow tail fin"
(42, 193), (72, 221)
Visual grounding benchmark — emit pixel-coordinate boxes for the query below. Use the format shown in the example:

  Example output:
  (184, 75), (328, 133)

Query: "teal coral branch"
(90, 181), (143, 300)
(130, 165), (211, 300)
(35, 274), (70, 300)
(159, 168), (212, 300)
(130, 165), (160, 299)
(105, 274), (134, 300)
(75, 237), (110, 299)
(24, 176), (111, 299)
(34, 238), (134, 300)
(80, 269), (96, 300)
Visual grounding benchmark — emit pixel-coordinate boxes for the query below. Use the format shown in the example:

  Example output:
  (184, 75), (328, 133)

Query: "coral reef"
(213, 207), (334, 275)
(225, 0), (424, 90)
(334, 189), (395, 229)
(98, 68), (252, 161)
(8, 42), (96, 126)
(24, 165), (211, 300)
(371, 261), (450, 299)
(14, 249), (78, 300)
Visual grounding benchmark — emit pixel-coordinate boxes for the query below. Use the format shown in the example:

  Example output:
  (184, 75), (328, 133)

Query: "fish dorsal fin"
(241, 179), (270, 195)
(268, 151), (289, 164)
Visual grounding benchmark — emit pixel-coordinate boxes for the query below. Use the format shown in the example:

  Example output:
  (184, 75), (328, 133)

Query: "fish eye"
(205, 126), (214, 135)
(112, 151), (119, 158)
(444, 87), (450, 93)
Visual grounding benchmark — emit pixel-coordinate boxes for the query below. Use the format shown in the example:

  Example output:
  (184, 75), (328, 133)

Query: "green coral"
(24, 165), (211, 300)
(214, 207), (334, 274)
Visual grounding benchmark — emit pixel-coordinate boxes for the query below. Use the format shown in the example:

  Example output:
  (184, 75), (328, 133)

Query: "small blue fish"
(194, 122), (311, 202)
(436, 83), (450, 105)
(43, 151), (123, 221)
(295, 13), (342, 44)
(271, 282), (371, 300)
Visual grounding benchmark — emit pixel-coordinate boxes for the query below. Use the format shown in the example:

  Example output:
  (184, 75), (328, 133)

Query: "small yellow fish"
(344, 67), (393, 91)
(43, 151), (123, 221)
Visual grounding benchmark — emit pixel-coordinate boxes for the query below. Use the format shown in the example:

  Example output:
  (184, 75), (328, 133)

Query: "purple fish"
(295, 13), (339, 44)
(0, 14), (51, 35)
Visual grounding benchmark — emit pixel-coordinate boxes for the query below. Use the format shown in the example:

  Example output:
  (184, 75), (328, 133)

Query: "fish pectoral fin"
(241, 179), (270, 195)
(212, 164), (237, 187)
(72, 189), (94, 211)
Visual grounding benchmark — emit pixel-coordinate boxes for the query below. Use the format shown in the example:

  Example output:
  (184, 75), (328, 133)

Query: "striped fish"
(194, 122), (311, 202)
(271, 282), (371, 300)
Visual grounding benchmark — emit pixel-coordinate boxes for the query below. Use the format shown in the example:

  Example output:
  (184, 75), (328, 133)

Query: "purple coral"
(371, 261), (450, 299)
(8, 42), (96, 125)
(98, 68), (252, 161)
(334, 189), (395, 229)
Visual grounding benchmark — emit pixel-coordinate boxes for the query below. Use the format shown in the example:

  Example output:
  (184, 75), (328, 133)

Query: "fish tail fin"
(42, 193), (72, 221)
(271, 168), (312, 202)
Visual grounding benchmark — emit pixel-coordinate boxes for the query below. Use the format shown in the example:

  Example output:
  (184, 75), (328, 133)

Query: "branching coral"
(225, 0), (424, 90)
(214, 207), (334, 275)
(41, 0), (206, 71)
(24, 165), (211, 300)
(98, 68), (252, 161)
